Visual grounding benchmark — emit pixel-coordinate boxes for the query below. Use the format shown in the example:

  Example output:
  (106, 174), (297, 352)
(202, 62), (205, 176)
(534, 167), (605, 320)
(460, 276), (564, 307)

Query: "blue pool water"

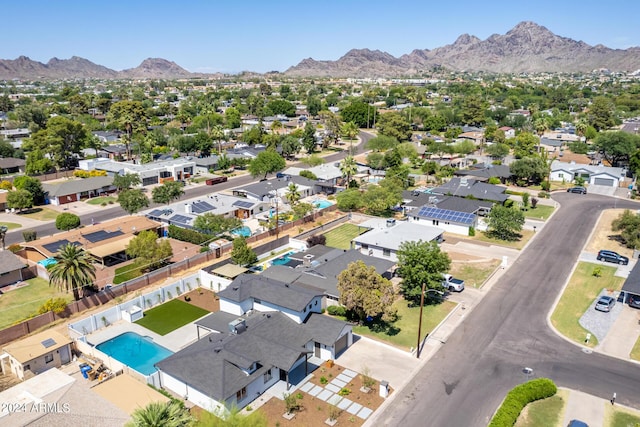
(271, 251), (296, 266)
(231, 226), (252, 237)
(37, 258), (57, 267)
(365, 176), (384, 184)
(314, 200), (333, 209)
(96, 332), (173, 375)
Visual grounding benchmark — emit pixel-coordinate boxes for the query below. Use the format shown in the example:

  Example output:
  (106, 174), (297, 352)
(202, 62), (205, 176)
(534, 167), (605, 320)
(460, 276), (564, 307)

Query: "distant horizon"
(6, 0), (640, 73)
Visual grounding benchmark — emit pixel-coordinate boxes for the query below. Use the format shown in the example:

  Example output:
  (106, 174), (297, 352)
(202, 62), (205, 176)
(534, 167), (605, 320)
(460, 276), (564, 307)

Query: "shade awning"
(211, 263), (248, 279)
(90, 236), (135, 259)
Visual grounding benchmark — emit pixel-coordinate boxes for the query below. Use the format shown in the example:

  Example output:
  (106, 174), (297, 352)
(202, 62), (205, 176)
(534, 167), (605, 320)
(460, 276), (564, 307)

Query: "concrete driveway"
(336, 335), (415, 390)
(588, 184), (617, 196)
(579, 251), (634, 278)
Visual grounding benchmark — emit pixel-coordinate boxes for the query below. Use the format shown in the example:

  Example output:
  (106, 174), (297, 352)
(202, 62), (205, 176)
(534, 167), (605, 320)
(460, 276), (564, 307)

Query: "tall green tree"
(337, 260), (396, 323)
(487, 205), (525, 241)
(340, 155), (358, 188)
(126, 401), (193, 427)
(193, 213), (242, 235)
(7, 189), (33, 211)
(366, 135), (398, 152)
(152, 181), (185, 205)
(24, 116), (89, 170)
(248, 150), (286, 179)
(461, 94), (487, 127)
(285, 182), (301, 205)
(301, 122), (317, 153)
(113, 173), (141, 191)
(510, 156), (549, 185)
(107, 100), (147, 160)
(376, 112), (412, 141)
(341, 101), (374, 128)
(280, 135), (301, 159)
(48, 244), (96, 301)
(55, 213), (81, 231)
(126, 230), (173, 271)
(397, 240), (451, 303)
(594, 131), (640, 167)
(117, 189), (149, 215)
(231, 237), (257, 267)
(13, 176), (45, 204)
(588, 96), (617, 131)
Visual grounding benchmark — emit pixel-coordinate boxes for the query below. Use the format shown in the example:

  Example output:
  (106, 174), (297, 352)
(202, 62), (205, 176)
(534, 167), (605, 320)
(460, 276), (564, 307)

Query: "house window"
(382, 249), (391, 257)
(264, 369), (273, 383)
(308, 304), (312, 310)
(433, 220), (439, 226)
(45, 354), (54, 364)
(236, 387), (247, 401)
(361, 244), (369, 250)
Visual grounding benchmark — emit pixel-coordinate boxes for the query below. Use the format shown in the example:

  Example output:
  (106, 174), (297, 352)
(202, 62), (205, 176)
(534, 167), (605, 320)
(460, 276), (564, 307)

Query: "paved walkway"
(599, 305), (640, 358)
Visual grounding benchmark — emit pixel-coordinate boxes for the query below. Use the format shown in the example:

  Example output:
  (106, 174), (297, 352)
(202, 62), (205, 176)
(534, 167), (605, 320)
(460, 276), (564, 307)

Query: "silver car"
(595, 295), (615, 312)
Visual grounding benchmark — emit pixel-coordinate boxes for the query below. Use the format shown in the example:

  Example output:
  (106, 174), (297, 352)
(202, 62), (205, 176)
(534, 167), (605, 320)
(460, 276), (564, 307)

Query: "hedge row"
(167, 224), (214, 245)
(488, 378), (557, 427)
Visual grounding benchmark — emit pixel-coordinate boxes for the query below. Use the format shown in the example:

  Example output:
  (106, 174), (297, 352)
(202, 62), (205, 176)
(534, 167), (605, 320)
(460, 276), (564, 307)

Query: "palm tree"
(341, 121), (359, 155)
(127, 401), (193, 427)
(286, 182), (301, 206)
(48, 244), (96, 301)
(211, 124), (225, 155)
(340, 155), (358, 188)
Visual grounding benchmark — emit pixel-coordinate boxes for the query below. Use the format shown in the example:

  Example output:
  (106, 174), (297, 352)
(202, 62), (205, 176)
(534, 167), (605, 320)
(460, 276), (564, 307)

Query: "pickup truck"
(442, 274), (465, 292)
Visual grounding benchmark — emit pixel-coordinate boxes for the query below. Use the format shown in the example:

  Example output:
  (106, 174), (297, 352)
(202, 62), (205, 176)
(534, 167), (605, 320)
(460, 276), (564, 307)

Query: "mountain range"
(2, 22), (640, 80)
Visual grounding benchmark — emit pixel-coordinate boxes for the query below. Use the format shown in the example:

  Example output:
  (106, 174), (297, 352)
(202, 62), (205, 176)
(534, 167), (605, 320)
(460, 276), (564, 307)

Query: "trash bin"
(379, 380), (389, 398)
(80, 364), (92, 379)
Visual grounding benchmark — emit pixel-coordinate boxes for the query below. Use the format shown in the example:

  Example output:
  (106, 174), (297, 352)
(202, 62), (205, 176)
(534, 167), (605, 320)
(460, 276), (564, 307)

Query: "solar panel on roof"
(233, 200), (253, 209)
(42, 239), (81, 253)
(148, 209), (164, 217)
(170, 214), (191, 224)
(41, 338), (57, 348)
(84, 229), (124, 243)
(416, 206), (475, 225)
(191, 201), (215, 214)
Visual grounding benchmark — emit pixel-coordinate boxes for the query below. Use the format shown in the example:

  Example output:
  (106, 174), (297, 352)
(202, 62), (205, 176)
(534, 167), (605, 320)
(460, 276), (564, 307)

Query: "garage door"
(594, 178), (615, 186)
(334, 333), (348, 356)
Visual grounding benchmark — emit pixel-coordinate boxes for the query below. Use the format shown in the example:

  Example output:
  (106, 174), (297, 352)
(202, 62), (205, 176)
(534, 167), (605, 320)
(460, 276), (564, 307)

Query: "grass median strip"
(550, 262), (624, 347)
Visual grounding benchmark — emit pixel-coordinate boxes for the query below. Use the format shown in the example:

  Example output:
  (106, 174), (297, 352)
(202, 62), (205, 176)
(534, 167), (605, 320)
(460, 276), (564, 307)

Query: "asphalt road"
(374, 193), (640, 427)
(5, 132), (372, 245)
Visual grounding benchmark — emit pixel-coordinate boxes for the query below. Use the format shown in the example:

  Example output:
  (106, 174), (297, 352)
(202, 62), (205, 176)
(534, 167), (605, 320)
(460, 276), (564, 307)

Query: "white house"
(549, 160), (626, 187)
(352, 220), (444, 262)
(78, 157), (196, 186)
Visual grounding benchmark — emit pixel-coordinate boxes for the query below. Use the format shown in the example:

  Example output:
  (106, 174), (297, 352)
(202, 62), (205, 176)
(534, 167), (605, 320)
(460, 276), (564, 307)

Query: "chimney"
(303, 254), (314, 267)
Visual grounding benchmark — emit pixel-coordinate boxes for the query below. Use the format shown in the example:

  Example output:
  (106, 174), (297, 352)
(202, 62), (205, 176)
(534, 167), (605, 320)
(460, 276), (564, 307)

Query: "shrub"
(338, 388), (351, 396)
(307, 234), (326, 247)
(168, 224), (214, 245)
(320, 376), (328, 385)
(55, 212), (81, 231)
(8, 244), (21, 253)
(488, 378), (557, 427)
(0, 180), (13, 190)
(283, 393), (301, 414)
(37, 297), (68, 314)
(592, 266), (602, 277)
(538, 191), (550, 199)
(327, 305), (347, 316)
(530, 197), (538, 209)
(541, 181), (551, 191)
(300, 170), (318, 180)
(468, 227), (475, 237)
(22, 230), (37, 242)
(328, 404), (341, 421)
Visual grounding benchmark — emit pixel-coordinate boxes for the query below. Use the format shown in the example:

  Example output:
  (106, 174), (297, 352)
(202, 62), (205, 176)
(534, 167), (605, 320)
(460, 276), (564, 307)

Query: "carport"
(620, 261), (640, 308)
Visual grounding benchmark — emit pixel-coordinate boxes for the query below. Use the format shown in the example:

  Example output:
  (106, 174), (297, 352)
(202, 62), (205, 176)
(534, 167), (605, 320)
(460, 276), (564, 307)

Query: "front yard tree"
(285, 183), (301, 205)
(56, 212), (81, 231)
(487, 204), (525, 241)
(376, 112), (412, 141)
(594, 131), (640, 167)
(7, 189), (33, 212)
(248, 150), (286, 180)
(341, 121), (359, 141)
(13, 176), (45, 205)
(49, 243), (96, 301)
(337, 260), (396, 323)
(107, 100), (147, 160)
(280, 135), (301, 159)
(397, 240), (451, 303)
(336, 188), (363, 211)
(231, 237), (257, 267)
(126, 230), (173, 271)
(301, 122), (317, 153)
(117, 189), (149, 215)
(612, 210), (640, 249)
(510, 156), (548, 185)
(486, 143), (510, 159)
(113, 172), (141, 192)
(193, 213), (242, 236)
(340, 155), (358, 188)
(152, 181), (184, 205)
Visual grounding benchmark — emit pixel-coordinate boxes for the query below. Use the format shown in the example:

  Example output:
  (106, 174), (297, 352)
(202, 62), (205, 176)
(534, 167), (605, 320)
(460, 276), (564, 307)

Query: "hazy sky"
(6, 0), (640, 73)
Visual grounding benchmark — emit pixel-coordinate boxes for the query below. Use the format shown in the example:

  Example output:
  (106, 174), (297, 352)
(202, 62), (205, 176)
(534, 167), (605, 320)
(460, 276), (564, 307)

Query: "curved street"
(5, 131), (372, 246)
(374, 193), (640, 427)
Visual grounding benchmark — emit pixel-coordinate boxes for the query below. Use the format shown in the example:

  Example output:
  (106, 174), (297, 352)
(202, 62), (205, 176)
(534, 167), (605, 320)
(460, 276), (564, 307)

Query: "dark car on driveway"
(597, 250), (629, 265)
(568, 421), (588, 427)
(567, 186), (587, 194)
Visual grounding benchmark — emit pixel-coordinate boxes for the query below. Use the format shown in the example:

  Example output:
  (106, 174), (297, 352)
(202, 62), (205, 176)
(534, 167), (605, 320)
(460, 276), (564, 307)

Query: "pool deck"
(86, 315), (207, 353)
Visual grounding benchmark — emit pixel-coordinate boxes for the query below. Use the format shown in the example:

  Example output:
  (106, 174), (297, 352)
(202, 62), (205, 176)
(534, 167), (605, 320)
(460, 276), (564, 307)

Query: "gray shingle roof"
(218, 274), (323, 312)
(0, 251), (25, 275)
(302, 313), (348, 346)
(622, 262), (640, 295)
(156, 311), (314, 401)
(43, 176), (114, 197)
(0, 158), (25, 169)
(432, 178), (508, 203)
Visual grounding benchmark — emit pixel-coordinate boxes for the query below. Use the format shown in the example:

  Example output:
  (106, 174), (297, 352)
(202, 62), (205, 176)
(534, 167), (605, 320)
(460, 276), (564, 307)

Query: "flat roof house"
(352, 221), (444, 262)
(78, 157), (196, 186)
(43, 176), (115, 205)
(1, 330), (72, 381)
(232, 176), (319, 202)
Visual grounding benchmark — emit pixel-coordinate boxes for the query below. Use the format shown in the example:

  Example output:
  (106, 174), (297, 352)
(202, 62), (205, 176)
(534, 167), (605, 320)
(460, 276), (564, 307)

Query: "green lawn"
(551, 262), (624, 347)
(113, 262), (144, 284)
(332, 298), (456, 350)
(0, 222), (21, 230)
(18, 207), (60, 221)
(523, 204), (555, 221)
(323, 223), (366, 250)
(608, 405), (640, 427)
(515, 389), (568, 427)
(631, 336), (640, 361)
(449, 260), (501, 288)
(86, 196), (117, 205)
(472, 229), (534, 250)
(135, 299), (210, 335)
(0, 277), (72, 329)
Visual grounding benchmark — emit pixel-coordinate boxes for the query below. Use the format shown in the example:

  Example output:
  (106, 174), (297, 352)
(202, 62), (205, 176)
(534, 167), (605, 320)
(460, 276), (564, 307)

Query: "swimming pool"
(314, 200), (333, 209)
(231, 226), (252, 237)
(271, 251), (296, 266)
(364, 176), (384, 184)
(96, 332), (173, 375)
(37, 258), (57, 267)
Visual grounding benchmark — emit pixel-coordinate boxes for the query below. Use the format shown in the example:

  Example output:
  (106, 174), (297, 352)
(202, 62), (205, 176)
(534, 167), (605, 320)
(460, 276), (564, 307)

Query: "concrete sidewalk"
(563, 389), (606, 427)
(599, 306), (640, 358)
